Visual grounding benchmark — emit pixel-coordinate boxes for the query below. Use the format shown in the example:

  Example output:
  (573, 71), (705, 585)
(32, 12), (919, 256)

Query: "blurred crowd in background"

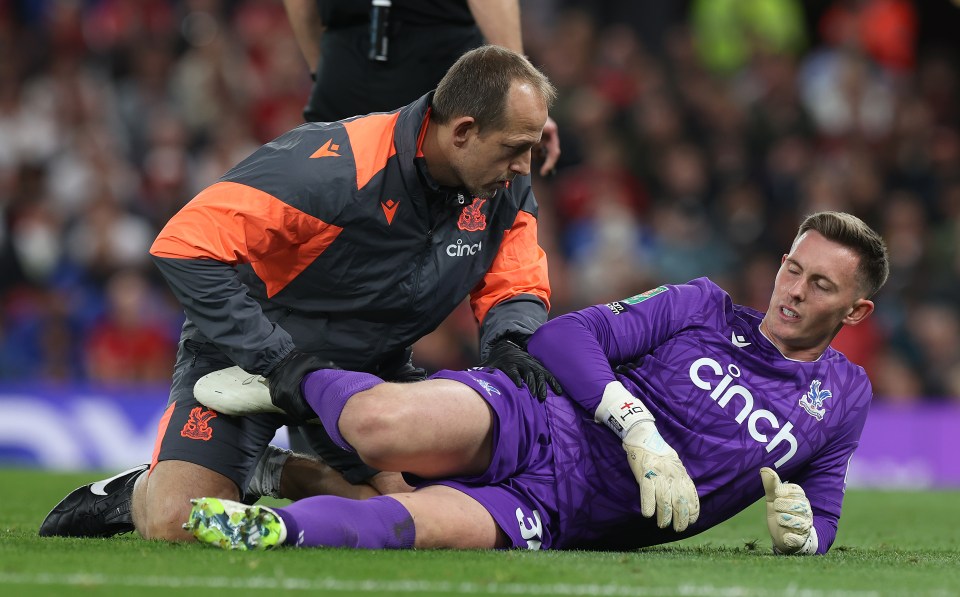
(0, 0), (958, 402)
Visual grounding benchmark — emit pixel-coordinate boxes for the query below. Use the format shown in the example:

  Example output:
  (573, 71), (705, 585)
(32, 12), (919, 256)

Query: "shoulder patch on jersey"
(621, 286), (668, 305)
(799, 379), (832, 421)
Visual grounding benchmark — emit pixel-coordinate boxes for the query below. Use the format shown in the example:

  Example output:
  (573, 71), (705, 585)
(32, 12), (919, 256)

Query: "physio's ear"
(451, 116), (477, 148)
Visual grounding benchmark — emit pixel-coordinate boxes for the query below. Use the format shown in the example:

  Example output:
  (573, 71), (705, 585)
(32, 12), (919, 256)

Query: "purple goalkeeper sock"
(275, 496), (415, 549)
(301, 369), (383, 451)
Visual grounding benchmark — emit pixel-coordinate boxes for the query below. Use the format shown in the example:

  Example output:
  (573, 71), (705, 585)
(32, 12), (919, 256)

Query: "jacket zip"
(409, 228), (434, 310)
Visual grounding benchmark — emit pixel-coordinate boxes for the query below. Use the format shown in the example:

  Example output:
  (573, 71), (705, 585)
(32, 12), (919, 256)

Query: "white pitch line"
(0, 573), (893, 597)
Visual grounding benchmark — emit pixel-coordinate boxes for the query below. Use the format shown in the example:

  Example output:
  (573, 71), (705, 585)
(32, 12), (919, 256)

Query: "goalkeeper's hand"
(760, 467), (819, 555)
(596, 381), (699, 532)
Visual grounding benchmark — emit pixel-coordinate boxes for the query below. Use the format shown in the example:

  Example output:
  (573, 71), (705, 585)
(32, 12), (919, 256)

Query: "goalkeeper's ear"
(842, 297), (874, 327)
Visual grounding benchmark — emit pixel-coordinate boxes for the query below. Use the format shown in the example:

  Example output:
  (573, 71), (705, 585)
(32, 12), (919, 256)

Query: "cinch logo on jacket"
(446, 239), (483, 257)
(180, 407), (217, 441)
(457, 198), (487, 231)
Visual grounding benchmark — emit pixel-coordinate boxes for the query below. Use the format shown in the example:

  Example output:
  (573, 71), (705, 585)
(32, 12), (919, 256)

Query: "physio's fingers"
(504, 368), (524, 389)
(537, 117), (560, 176)
(530, 371), (548, 402)
(547, 372), (563, 395)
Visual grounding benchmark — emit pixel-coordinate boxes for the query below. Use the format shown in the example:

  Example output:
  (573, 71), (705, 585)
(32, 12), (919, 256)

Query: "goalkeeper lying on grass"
(187, 211), (888, 555)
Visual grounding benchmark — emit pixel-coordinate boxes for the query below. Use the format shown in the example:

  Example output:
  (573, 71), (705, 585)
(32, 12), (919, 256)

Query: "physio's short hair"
(432, 45), (557, 131)
(796, 211), (890, 298)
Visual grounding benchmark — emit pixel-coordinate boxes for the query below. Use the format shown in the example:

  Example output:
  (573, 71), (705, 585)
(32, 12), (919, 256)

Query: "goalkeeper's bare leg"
(141, 370), (492, 541)
(187, 374), (509, 550)
(187, 484), (506, 550)
(278, 456), (411, 500)
(131, 455), (390, 541)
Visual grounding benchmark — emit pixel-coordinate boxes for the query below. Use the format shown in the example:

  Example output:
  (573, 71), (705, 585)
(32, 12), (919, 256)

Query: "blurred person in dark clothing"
(283, 0), (559, 176)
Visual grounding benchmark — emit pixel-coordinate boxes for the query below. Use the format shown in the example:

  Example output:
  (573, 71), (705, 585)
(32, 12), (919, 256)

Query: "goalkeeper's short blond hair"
(795, 211), (889, 298)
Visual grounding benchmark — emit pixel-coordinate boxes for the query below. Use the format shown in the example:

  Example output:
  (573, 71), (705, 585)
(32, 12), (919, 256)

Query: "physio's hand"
(760, 467), (818, 555)
(481, 336), (562, 402)
(536, 116), (560, 176)
(381, 351), (428, 383)
(266, 350), (338, 421)
(596, 381), (699, 532)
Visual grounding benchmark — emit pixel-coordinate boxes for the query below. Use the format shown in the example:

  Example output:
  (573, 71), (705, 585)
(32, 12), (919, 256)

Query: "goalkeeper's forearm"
(595, 381), (700, 532)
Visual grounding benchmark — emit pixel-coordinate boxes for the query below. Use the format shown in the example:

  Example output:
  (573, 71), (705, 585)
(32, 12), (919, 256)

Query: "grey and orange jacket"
(149, 93), (550, 375)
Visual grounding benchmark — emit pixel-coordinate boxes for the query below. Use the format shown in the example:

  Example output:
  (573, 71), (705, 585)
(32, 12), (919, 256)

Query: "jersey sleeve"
(789, 375), (873, 554)
(526, 278), (726, 413)
(472, 204), (550, 357)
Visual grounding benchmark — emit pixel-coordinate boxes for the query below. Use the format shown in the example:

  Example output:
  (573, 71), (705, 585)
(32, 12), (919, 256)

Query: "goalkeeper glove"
(760, 467), (819, 555)
(596, 381), (699, 532)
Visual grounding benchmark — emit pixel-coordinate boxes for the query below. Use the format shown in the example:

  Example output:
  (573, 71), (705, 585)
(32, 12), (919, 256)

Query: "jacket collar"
(395, 92), (474, 209)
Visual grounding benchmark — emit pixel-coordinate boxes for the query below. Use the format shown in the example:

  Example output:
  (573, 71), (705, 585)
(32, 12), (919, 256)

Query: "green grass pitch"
(1, 469), (957, 596)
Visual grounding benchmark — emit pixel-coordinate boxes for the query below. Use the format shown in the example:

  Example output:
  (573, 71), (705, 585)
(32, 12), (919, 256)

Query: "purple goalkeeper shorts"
(422, 368), (559, 550)
(426, 368), (649, 550)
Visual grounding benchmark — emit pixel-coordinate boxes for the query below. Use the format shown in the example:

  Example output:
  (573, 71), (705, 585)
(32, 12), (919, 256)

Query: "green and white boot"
(184, 497), (286, 550)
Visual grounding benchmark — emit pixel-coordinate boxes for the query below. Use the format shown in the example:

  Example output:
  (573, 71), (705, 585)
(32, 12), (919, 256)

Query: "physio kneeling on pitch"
(184, 211), (890, 555)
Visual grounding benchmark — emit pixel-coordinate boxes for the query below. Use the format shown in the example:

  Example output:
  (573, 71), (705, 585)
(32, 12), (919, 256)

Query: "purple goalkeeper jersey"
(526, 277), (872, 553)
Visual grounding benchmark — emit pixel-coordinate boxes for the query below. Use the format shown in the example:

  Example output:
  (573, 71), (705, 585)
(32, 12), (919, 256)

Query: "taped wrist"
(595, 380), (655, 440)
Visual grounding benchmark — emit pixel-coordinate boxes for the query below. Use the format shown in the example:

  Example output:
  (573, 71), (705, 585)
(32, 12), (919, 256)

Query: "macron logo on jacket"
(381, 199), (399, 225)
(310, 139), (341, 158)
